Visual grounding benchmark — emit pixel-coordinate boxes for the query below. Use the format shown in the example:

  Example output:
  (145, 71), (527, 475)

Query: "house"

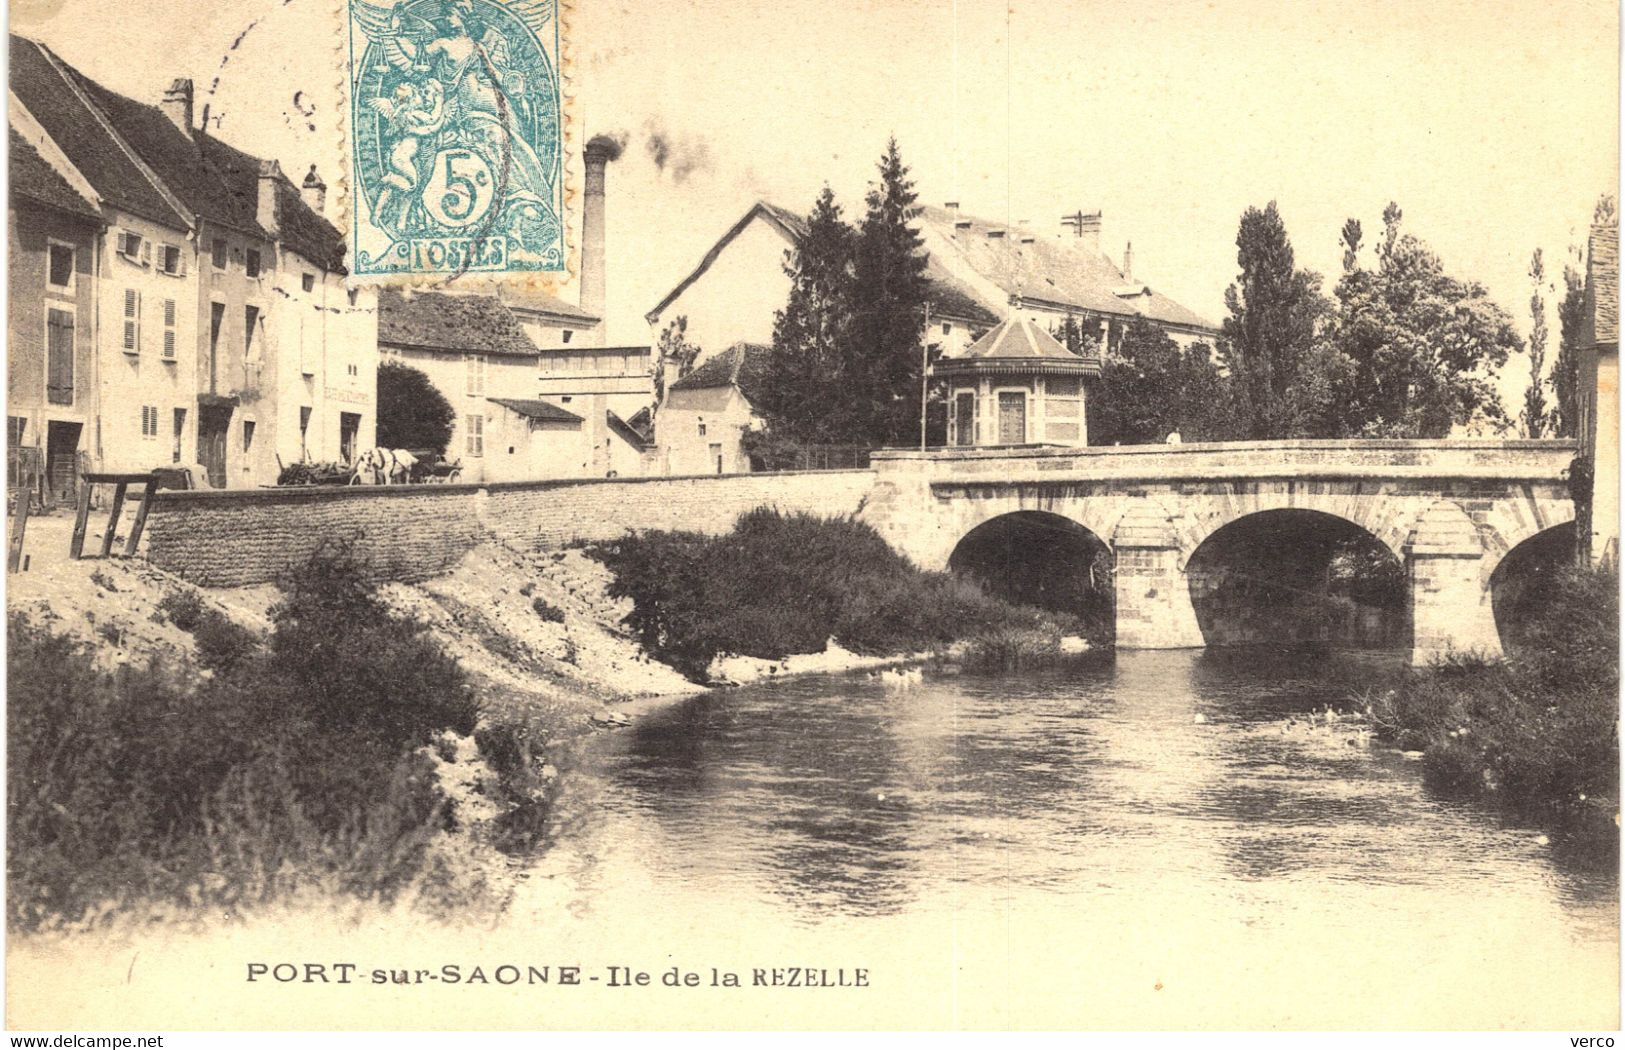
(10, 35), (376, 489)
(1580, 214), (1619, 565)
(653, 343), (771, 475)
(643, 199), (1217, 378)
(377, 289), (646, 482)
(6, 127), (106, 507)
(536, 344), (654, 420)
(933, 317), (1102, 447)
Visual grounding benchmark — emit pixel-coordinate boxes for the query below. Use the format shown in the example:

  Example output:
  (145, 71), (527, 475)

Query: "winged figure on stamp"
(353, 0), (558, 240)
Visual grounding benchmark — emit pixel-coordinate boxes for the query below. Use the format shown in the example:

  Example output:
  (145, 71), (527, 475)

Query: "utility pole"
(920, 301), (931, 450)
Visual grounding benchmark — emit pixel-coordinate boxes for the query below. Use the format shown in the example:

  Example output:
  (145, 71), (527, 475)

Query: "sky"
(14, 0), (1620, 404)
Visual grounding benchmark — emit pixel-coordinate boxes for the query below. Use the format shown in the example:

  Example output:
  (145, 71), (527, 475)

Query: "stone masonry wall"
(143, 470), (876, 586)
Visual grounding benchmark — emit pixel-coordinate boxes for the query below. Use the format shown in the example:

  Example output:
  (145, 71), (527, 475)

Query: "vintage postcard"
(4, 0), (1620, 1035)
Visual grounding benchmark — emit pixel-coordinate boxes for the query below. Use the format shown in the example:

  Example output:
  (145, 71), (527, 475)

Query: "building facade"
(652, 343), (769, 476)
(1580, 215), (1619, 566)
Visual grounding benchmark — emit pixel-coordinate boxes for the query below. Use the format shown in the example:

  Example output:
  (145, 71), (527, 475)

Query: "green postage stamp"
(343, 0), (568, 283)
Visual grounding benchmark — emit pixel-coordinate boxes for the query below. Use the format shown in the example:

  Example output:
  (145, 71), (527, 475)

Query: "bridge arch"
(946, 510), (1115, 642)
(1173, 483), (1412, 568)
(1489, 522), (1579, 654)
(1184, 507), (1411, 650)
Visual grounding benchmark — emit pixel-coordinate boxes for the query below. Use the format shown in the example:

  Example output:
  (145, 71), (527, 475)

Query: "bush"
(588, 508), (1071, 679)
(156, 589), (206, 632)
(7, 543), (489, 930)
(532, 597), (565, 623)
(1367, 562), (1618, 832)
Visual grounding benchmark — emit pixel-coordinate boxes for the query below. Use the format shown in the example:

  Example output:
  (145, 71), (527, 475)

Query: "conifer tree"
(1523, 248), (1551, 437)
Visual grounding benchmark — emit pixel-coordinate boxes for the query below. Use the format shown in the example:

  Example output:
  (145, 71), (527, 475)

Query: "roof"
(10, 36), (187, 230)
(916, 205), (1217, 332)
(9, 127), (100, 220)
(668, 342), (773, 403)
(379, 288), (542, 357)
(933, 317), (1101, 378)
(487, 398), (583, 423)
(501, 287), (600, 326)
(606, 410), (649, 449)
(11, 35), (347, 270)
(1585, 220), (1619, 348)
(645, 200), (999, 327)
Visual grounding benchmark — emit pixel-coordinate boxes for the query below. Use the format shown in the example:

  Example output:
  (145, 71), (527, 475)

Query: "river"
(516, 649), (1619, 1029)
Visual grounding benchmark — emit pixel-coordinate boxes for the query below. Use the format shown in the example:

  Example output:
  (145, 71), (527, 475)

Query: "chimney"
(1018, 219), (1035, 245)
(1123, 241), (1134, 283)
(256, 160), (282, 237)
(581, 135), (620, 347)
(946, 201), (960, 229)
(987, 229), (1006, 240)
(161, 78), (193, 134)
(1062, 210), (1103, 252)
(302, 165), (327, 216)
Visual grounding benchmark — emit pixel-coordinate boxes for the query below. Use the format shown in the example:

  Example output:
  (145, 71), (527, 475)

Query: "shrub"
(191, 609), (260, 674)
(588, 508), (1070, 679)
(532, 596), (565, 623)
(157, 589), (206, 632)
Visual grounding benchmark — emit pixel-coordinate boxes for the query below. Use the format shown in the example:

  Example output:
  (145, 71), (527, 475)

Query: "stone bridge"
(859, 440), (1579, 663)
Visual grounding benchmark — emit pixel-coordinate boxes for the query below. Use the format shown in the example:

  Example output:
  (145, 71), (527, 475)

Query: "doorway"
(45, 420), (82, 505)
(954, 391), (976, 446)
(997, 391), (1027, 445)
(197, 405), (231, 489)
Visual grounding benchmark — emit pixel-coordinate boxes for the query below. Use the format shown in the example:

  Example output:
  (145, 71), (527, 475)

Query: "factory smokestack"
(581, 135), (622, 345)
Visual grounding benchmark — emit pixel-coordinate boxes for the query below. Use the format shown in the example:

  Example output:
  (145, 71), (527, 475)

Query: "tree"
(1217, 201), (1331, 438)
(1324, 202), (1522, 437)
(652, 316), (700, 413)
(1085, 319), (1232, 445)
(1552, 257), (1588, 438)
(847, 137), (932, 446)
(1523, 248), (1551, 437)
(376, 360), (455, 454)
(756, 186), (857, 442)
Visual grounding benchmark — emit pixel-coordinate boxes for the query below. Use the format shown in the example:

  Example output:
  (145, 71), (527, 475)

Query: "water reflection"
(539, 648), (1616, 943)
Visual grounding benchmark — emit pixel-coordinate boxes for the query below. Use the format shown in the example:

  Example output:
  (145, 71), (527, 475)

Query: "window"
(46, 308), (74, 405)
(562, 330), (573, 344)
(211, 238), (228, 269)
(245, 249), (261, 279)
(158, 244), (185, 276)
(941, 322), (952, 336)
(47, 243), (74, 290)
(244, 305), (260, 357)
(301, 273), (315, 293)
(122, 289), (141, 353)
(208, 302), (225, 390)
(347, 288), (358, 306)
(172, 408), (187, 464)
(466, 414), (484, 457)
(242, 420), (256, 455)
(340, 412), (361, 463)
(697, 421), (707, 437)
(9, 417), (26, 447)
(162, 299), (177, 359)
(466, 354), (486, 396)
(140, 405), (159, 439)
(346, 363), (359, 377)
(117, 231), (147, 264)
(299, 406), (312, 456)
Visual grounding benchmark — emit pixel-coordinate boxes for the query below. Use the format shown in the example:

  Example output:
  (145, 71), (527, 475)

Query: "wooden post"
(124, 474), (158, 557)
(8, 490), (31, 573)
(69, 481), (93, 559)
(99, 481), (128, 558)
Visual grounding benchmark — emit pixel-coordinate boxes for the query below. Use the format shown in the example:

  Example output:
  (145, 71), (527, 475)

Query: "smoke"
(586, 132), (627, 162)
(642, 118), (712, 184)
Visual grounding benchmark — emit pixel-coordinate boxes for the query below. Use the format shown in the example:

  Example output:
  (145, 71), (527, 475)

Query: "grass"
(587, 508), (1077, 680)
(7, 543), (549, 932)
(1365, 562), (1618, 835)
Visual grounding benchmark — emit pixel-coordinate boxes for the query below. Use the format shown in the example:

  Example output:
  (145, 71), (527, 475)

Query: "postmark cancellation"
(341, 0), (569, 285)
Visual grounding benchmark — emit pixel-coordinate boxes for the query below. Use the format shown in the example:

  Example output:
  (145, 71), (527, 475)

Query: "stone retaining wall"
(143, 470), (876, 586)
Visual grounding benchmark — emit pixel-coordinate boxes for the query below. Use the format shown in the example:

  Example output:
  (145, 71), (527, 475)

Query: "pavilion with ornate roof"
(932, 316), (1101, 448)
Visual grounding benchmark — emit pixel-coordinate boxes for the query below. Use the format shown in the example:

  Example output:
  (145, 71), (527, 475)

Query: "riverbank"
(1366, 562), (1619, 839)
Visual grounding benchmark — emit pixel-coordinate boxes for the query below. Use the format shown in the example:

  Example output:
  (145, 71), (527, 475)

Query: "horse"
(350, 448), (418, 485)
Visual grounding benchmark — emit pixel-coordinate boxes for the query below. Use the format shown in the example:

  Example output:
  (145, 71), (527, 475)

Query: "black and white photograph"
(3, 0), (1619, 1033)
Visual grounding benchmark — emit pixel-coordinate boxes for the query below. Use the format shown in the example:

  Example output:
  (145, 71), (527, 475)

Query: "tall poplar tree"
(1523, 248), (1551, 437)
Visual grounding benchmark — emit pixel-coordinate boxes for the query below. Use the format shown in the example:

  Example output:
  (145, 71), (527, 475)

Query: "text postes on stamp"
(344, 0), (565, 283)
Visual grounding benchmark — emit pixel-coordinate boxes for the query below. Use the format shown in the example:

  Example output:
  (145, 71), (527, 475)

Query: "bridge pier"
(1113, 503), (1204, 649)
(1407, 501), (1503, 665)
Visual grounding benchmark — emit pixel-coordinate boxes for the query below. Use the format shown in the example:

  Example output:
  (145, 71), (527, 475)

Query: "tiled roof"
(934, 317), (1101, 378)
(646, 200), (998, 327)
(1586, 221), (1619, 348)
(9, 127), (100, 220)
(668, 342), (773, 403)
(502, 287), (600, 325)
(379, 288), (541, 357)
(916, 205), (1217, 333)
(487, 398), (583, 423)
(10, 36), (186, 230)
(12, 34), (347, 271)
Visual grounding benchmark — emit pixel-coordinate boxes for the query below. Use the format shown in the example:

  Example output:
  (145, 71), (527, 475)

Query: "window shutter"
(123, 289), (139, 351)
(164, 329), (176, 359)
(46, 309), (74, 405)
